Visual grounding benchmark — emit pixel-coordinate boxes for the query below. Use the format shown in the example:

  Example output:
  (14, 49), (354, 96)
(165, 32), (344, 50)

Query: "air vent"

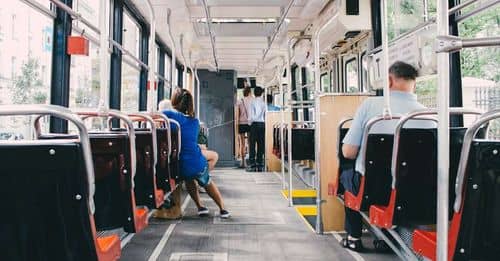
(346, 0), (360, 15)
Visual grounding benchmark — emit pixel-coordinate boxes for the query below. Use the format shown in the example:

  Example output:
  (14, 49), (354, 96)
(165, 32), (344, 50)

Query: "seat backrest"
(362, 134), (394, 210)
(90, 134), (136, 233)
(0, 143), (98, 261)
(169, 128), (181, 181)
(393, 128), (437, 225)
(156, 128), (172, 192)
(454, 140), (500, 260)
(134, 131), (156, 208)
(338, 127), (355, 176)
(291, 128), (315, 160)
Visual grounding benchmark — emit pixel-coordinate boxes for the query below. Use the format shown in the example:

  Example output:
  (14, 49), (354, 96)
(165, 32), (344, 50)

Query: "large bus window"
(387, 0), (436, 41)
(121, 11), (141, 112)
(345, 58), (359, 93)
(321, 72), (331, 93)
(0, 1), (53, 139)
(416, 75), (437, 108)
(74, 0), (100, 37)
(458, 4), (500, 138)
(69, 40), (101, 108)
(165, 55), (171, 98)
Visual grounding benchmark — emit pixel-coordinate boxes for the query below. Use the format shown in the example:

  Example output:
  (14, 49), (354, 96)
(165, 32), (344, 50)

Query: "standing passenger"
(340, 61), (434, 251)
(236, 86), (253, 168)
(162, 88), (230, 218)
(247, 86), (266, 172)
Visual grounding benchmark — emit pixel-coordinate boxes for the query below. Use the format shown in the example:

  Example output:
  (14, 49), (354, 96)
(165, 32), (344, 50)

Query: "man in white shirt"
(340, 61), (435, 252)
(247, 86), (266, 172)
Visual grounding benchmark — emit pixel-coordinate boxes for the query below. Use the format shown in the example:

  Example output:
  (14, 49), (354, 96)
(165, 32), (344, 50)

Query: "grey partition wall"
(198, 69), (237, 167)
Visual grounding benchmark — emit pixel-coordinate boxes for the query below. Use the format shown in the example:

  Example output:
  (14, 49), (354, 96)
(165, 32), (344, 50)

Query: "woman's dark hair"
(171, 88), (195, 117)
(243, 87), (251, 97)
(389, 61), (419, 80)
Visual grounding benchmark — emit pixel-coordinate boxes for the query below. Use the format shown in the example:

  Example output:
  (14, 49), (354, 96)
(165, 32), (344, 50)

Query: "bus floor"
(121, 168), (398, 261)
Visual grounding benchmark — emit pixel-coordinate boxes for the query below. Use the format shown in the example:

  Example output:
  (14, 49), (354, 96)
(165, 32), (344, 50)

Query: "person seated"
(266, 94), (280, 112)
(162, 88), (230, 219)
(340, 61), (435, 252)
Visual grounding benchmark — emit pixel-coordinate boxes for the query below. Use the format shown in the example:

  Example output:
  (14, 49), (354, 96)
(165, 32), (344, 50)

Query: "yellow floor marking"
(281, 189), (317, 199)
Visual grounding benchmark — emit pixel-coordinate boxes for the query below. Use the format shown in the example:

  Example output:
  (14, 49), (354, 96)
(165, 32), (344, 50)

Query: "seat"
(169, 127), (181, 183)
(156, 128), (172, 193)
(411, 112), (499, 261)
(290, 128), (315, 160)
(90, 133), (148, 233)
(329, 119), (355, 196)
(344, 134), (394, 211)
(0, 143), (119, 261)
(370, 127), (485, 229)
(414, 140), (500, 261)
(134, 130), (160, 209)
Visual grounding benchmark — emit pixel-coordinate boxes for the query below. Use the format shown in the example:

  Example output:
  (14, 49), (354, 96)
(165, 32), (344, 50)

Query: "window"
(0, 1), (53, 139)
(73, 0), (100, 40)
(360, 51), (368, 92)
(321, 72), (331, 93)
(121, 11), (141, 112)
(387, 0), (436, 41)
(345, 58), (359, 93)
(69, 39), (101, 108)
(165, 55), (171, 98)
(458, 4), (500, 138)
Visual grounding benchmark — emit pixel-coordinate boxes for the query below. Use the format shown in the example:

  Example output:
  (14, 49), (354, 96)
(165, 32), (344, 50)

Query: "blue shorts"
(192, 164), (211, 187)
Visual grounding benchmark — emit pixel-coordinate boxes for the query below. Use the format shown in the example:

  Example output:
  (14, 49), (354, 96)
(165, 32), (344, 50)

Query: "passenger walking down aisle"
(247, 86), (266, 172)
(340, 61), (435, 252)
(236, 86), (253, 168)
(162, 88), (231, 219)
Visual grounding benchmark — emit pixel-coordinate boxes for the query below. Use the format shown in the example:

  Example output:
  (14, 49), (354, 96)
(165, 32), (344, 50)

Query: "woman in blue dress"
(162, 88), (230, 219)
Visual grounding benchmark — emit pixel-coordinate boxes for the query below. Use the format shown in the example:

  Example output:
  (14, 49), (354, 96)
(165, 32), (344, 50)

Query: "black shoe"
(256, 165), (264, 172)
(341, 238), (364, 252)
(198, 207), (209, 217)
(246, 166), (256, 172)
(220, 209), (231, 219)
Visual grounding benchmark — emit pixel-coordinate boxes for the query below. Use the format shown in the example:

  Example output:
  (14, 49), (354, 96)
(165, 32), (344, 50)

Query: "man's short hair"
(254, 86), (264, 97)
(389, 61), (419, 80)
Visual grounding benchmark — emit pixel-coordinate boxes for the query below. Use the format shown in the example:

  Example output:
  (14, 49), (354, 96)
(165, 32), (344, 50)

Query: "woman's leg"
(204, 181), (225, 210)
(185, 180), (204, 208)
(202, 149), (219, 171)
(238, 133), (246, 167)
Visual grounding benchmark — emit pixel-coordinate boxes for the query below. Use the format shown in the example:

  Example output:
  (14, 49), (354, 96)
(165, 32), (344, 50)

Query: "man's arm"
(342, 144), (359, 160)
(341, 100), (369, 159)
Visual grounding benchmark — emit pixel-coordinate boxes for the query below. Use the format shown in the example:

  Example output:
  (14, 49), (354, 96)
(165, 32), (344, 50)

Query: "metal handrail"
(168, 119), (182, 158)
(454, 109), (500, 212)
(149, 112), (173, 160)
(391, 108), (483, 189)
(0, 104), (96, 214)
(73, 110), (137, 186)
(128, 112), (158, 171)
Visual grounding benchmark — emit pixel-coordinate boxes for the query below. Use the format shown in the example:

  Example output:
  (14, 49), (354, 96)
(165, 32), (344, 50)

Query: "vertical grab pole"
(279, 67), (290, 189)
(380, 0), (392, 118)
(436, 1), (450, 260)
(195, 65), (201, 118)
(286, 37), (294, 207)
(313, 11), (338, 235)
(145, 0), (156, 112)
(97, 0), (110, 114)
(166, 9), (176, 89)
(279, 68), (286, 190)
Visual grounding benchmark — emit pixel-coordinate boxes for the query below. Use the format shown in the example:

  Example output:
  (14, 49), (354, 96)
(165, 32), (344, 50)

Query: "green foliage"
(459, 6), (500, 82)
(11, 58), (44, 104)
